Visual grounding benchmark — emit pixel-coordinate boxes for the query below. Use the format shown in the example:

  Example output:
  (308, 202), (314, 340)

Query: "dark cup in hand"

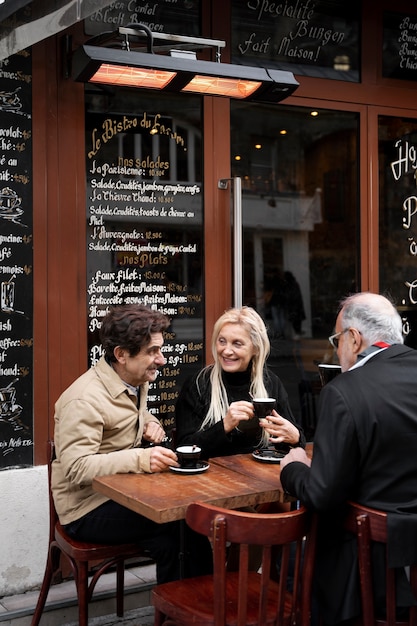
(318, 363), (342, 386)
(176, 445), (201, 468)
(252, 397), (276, 420)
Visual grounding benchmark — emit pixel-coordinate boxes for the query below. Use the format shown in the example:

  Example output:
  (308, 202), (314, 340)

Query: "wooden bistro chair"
(344, 501), (417, 626)
(152, 502), (317, 626)
(31, 441), (148, 626)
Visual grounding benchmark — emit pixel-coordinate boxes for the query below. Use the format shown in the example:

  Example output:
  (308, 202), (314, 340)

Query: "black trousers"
(64, 500), (213, 584)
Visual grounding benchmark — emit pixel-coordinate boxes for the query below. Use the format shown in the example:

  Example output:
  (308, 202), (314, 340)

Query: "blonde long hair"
(198, 306), (270, 431)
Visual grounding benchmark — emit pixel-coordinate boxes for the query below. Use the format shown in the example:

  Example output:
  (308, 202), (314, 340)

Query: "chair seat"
(153, 571), (295, 626)
(55, 521), (140, 561)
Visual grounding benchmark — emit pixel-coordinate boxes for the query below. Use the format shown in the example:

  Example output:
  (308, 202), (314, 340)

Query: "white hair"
(339, 292), (404, 345)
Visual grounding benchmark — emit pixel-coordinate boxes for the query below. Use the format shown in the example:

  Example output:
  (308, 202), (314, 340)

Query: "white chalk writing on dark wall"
(383, 12), (417, 80)
(231, 0), (360, 81)
(85, 105), (204, 431)
(84, 0), (200, 37)
(389, 138), (417, 335)
(0, 49), (33, 468)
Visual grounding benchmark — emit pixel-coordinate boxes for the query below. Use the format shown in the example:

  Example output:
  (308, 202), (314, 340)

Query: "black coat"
(281, 344), (417, 624)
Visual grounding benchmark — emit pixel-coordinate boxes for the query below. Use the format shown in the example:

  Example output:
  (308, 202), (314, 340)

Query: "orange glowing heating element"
(181, 75), (262, 98)
(90, 64), (177, 88)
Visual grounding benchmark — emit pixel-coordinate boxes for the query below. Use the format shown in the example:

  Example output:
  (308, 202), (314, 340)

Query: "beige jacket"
(51, 356), (161, 525)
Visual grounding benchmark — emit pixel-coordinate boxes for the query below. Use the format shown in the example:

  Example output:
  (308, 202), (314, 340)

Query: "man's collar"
(123, 380), (139, 396)
(349, 342), (391, 370)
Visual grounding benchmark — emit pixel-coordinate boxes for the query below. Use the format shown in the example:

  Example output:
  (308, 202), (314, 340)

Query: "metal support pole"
(218, 177), (243, 308)
(233, 177), (242, 308)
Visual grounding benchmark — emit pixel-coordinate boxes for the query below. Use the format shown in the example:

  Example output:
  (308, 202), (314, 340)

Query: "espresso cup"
(252, 397), (276, 420)
(318, 363), (342, 386)
(176, 445), (201, 468)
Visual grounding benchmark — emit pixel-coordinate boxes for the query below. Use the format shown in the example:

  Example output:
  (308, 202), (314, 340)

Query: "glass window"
(231, 103), (359, 439)
(383, 12), (417, 81)
(379, 115), (417, 348)
(231, 0), (360, 82)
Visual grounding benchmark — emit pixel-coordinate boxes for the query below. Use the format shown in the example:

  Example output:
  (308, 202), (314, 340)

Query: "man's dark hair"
(100, 304), (170, 362)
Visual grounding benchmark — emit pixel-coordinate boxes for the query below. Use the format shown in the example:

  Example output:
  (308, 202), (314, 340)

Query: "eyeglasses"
(328, 328), (349, 349)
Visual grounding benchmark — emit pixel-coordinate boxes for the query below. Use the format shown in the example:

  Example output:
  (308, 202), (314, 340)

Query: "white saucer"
(169, 461), (210, 475)
(252, 449), (284, 464)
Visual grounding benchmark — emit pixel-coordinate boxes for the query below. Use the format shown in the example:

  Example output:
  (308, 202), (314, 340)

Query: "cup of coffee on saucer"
(176, 445), (201, 469)
(318, 363), (342, 386)
(252, 397), (276, 421)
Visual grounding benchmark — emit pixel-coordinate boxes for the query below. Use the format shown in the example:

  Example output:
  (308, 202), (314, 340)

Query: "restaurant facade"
(1, 0), (417, 596)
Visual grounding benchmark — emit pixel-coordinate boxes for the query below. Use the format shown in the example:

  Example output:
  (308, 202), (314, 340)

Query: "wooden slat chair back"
(344, 501), (417, 626)
(152, 502), (317, 626)
(31, 440), (147, 626)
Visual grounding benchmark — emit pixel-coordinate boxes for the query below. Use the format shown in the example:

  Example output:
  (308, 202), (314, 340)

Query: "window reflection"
(231, 103), (359, 438)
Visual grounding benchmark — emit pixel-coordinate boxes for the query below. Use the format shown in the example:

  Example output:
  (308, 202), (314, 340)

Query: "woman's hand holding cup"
(223, 400), (254, 434)
(260, 410), (300, 445)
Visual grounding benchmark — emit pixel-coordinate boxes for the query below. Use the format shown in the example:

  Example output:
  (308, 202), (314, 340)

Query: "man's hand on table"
(149, 446), (179, 473)
(280, 446), (311, 471)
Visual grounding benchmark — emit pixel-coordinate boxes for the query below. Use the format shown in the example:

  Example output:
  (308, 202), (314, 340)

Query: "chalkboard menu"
(85, 90), (204, 433)
(0, 49), (33, 469)
(383, 12), (417, 81)
(232, 0), (360, 82)
(84, 0), (200, 38)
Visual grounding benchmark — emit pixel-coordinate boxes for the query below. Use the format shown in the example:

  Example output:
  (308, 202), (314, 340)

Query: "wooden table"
(210, 453), (285, 488)
(210, 443), (313, 482)
(92, 455), (289, 524)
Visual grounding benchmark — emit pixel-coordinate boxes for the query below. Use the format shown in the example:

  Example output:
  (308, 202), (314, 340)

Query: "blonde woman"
(175, 306), (305, 459)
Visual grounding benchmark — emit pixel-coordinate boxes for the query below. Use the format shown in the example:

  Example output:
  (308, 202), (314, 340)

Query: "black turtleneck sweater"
(175, 365), (305, 459)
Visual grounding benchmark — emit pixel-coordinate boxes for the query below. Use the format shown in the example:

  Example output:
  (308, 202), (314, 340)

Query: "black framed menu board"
(84, 0), (200, 37)
(232, 0), (360, 82)
(383, 12), (417, 81)
(0, 49), (33, 469)
(85, 89), (204, 433)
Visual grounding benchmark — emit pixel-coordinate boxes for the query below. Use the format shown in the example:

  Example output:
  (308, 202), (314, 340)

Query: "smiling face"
(113, 332), (166, 387)
(215, 322), (256, 373)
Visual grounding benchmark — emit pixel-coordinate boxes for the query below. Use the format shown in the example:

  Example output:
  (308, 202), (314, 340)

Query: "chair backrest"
(46, 440), (59, 542)
(344, 501), (417, 626)
(185, 502), (317, 626)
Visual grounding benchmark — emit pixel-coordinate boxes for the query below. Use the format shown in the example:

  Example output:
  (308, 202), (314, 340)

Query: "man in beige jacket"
(52, 304), (212, 583)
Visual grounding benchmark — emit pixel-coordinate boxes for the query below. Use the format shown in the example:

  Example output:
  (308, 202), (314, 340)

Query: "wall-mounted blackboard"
(84, 0), (200, 38)
(0, 48), (33, 469)
(383, 12), (417, 81)
(231, 0), (360, 82)
(85, 89), (204, 433)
